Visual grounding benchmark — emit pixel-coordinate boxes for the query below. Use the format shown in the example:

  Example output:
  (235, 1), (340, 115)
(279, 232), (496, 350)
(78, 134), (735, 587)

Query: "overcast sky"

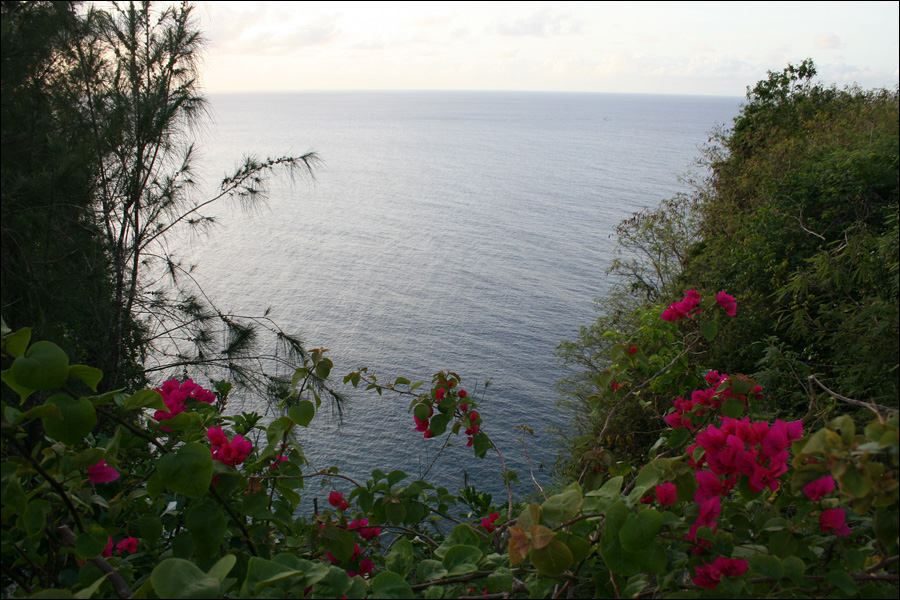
(195, 1), (900, 97)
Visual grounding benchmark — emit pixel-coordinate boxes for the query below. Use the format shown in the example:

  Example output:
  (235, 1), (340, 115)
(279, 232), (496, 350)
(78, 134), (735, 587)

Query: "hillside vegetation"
(556, 60), (899, 474)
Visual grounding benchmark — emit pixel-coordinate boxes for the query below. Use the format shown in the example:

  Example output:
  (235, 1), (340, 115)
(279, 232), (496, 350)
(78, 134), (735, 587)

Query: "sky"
(195, 1), (900, 97)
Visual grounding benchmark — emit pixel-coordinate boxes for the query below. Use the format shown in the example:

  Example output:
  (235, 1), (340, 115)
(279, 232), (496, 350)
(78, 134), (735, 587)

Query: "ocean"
(179, 90), (740, 504)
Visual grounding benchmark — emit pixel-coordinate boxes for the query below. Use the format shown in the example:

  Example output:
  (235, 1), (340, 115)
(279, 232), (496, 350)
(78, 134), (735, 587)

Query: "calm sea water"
(181, 91), (740, 503)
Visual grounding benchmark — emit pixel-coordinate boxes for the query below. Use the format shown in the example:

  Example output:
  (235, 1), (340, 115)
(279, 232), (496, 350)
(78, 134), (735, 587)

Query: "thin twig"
(520, 434), (546, 500)
(808, 375), (895, 414)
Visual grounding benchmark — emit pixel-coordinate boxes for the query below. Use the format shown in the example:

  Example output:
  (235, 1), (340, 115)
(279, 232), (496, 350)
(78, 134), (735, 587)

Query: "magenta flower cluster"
(660, 289), (737, 321)
(207, 426), (252, 466)
(153, 378), (216, 422)
(664, 372), (763, 431)
(87, 460), (120, 484)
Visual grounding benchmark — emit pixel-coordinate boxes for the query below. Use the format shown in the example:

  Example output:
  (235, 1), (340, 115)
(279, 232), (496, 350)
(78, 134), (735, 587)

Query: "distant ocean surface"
(181, 90), (740, 502)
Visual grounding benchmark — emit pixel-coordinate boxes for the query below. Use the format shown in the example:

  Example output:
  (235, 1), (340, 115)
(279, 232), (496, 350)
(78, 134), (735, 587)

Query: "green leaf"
(157, 442), (214, 498)
(186, 501), (227, 557)
(289, 400), (315, 427)
(75, 523), (110, 559)
(1, 368), (35, 402)
(619, 509), (664, 552)
(700, 320), (718, 341)
(721, 397), (744, 418)
(782, 556), (806, 584)
(10, 341), (69, 391)
(387, 469), (408, 486)
(435, 524), (481, 559)
(207, 555), (236, 582)
(473, 432), (491, 458)
(371, 571), (415, 599)
(416, 559), (448, 582)
(321, 526), (356, 562)
(243, 557), (303, 596)
(530, 538), (574, 577)
(68, 365), (103, 391)
(15, 402), (62, 423)
(315, 358), (333, 380)
(24, 499), (52, 538)
(69, 449), (106, 471)
(836, 463), (871, 498)
(0, 465), (28, 513)
(386, 537), (414, 575)
(414, 403), (431, 421)
(748, 554), (783, 580)
(42, 393), (97, 445)
(442, 545), (483, 576)
(541, 482), (583, 527)
(152, 558), (220, 599)
(531, 525), (556, 550)
(2, 326), (31, 356)
(385, 499), (407, 524)
(74, 574), (110, 599)
(517, 502), (543, 531)
(637, 542), (668, 573)
(873, 507), (899, 549)
(139, 515), (163, 544)
(555, 531), (591, 563)
(122, 390), (164, 412)
(312, 566), (354, 598)
(429, 412), (449, 436)
(825, 570), (859, 596)
(622, 574), (650, 599)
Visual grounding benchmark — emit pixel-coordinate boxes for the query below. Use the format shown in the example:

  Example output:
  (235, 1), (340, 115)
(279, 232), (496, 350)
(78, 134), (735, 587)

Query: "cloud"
(211, 7), (341, 55)
(815, 33), (842, 49)
(494, 8), (583, 37)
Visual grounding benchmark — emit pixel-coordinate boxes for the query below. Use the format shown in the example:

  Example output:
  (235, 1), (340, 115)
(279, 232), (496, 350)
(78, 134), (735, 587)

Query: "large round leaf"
(158, 442), (214, 498)
(11, 341), (69, 390)
(42, 393), (97, 445)
(371, 571), (415, 599)
(152, 558), (220, 599)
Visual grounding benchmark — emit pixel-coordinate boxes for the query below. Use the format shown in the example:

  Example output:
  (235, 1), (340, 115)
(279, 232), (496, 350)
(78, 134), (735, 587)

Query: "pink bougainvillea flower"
(803, 476), (836, 502)
(435, 387), (446, 400)
(655, 482), (677, 506)
(102, 537), (114, 558)
(629, 345), (638, 355)
(414, 416), (430, 432)
(328, 491), (349, 511)
(469, 411), (479, 422)
(715, 290), (738, 316)
(610, 381), (620, 391)
(481, 512), (500, 532)
(458, 389), (467, 398)
(695, 471), (726, 504)
(359, 557), (375, 576)
(662, 289), (703, 321)
(712, 556), (748, 577)
(820, 509), (852, 536)
(693, 562), (722, 590)
(693, 556), (748, 589)
(87, 460), (120, 484)
(208, 427), (253, 467)
(154, 378), (217, 423)
(116, 537), (139, 555)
